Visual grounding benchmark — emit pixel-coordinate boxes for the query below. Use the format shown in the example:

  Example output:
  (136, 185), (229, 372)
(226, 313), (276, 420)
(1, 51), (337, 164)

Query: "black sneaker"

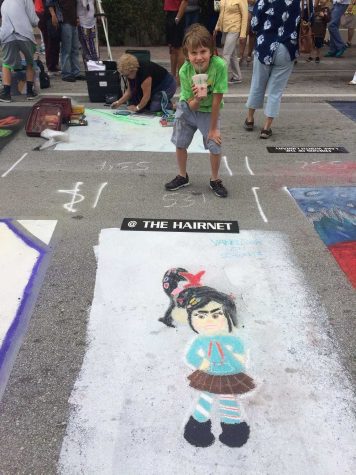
(165, 174), (189, 191)
(210, 179), (228, 198)
(62, 76), (76, 82)
(260, 129), (272, 139)
(228, 77), (242, 84)
(26, 90), (38, 101)
(0, 90), (11, 102)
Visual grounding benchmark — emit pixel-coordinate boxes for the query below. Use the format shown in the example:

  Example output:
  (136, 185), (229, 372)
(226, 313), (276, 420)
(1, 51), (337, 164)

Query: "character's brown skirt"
(188, 371), (255, 395)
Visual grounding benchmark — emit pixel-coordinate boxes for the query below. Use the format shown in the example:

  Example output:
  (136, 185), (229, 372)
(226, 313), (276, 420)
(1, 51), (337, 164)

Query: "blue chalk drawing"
(0, 219), (47, 393)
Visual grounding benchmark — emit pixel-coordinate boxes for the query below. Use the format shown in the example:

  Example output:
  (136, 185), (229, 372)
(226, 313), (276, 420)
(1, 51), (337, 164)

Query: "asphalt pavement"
(0, 45), (355, 474)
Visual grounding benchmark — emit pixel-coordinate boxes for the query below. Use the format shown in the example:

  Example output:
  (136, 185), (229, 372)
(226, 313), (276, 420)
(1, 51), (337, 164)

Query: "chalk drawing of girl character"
(161, 269), (255, 448)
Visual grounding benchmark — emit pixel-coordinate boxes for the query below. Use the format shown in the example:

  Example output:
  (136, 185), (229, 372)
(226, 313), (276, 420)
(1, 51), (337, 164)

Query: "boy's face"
(187, 46), (212, 73)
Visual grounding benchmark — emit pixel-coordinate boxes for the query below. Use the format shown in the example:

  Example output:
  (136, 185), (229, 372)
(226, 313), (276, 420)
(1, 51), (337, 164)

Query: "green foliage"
(100, 0), (211, 46)
(100, 0), (165, 46)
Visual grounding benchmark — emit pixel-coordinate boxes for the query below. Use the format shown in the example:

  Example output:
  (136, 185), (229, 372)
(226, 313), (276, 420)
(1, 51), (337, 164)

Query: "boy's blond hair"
(182, 23), (214, 58)
(118, 53), (139, 76)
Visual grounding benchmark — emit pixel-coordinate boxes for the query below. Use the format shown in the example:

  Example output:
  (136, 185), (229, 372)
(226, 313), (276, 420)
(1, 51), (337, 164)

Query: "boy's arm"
(208, 93), (223, 145)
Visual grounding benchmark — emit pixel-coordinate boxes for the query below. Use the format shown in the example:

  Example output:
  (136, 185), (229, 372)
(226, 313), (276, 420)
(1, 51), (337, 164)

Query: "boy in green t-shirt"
(165, 24), (229, 198)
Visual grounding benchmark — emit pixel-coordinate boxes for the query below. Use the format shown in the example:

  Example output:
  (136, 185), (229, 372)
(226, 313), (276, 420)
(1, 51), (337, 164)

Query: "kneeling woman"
(112, 53), (177, 112)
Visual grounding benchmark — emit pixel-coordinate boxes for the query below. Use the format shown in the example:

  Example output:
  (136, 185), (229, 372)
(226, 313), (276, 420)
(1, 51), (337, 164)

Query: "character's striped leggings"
(193, 392), (241, 424)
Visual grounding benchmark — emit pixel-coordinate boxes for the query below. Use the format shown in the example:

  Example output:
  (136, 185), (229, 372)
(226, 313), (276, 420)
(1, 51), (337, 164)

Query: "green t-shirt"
(179, 56), (228, 112)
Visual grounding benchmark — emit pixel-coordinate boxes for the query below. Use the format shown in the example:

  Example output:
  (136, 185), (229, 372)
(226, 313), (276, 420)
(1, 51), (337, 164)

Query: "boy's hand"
(191, 84), (202, 101)
(208, 128), (221, 145)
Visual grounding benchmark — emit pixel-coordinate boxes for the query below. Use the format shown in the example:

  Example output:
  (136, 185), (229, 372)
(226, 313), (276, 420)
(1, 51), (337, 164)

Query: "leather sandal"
(260, 129), (272, 139)
(243, 119), (254, 131)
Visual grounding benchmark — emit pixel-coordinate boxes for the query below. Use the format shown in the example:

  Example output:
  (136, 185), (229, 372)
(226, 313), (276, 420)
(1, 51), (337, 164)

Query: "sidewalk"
(37, 45), (356, 102)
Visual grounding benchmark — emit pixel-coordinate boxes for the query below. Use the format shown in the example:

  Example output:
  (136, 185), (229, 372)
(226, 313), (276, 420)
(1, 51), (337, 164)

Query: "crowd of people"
(0, 0), (355, 198)
(0, 0), (99, 102)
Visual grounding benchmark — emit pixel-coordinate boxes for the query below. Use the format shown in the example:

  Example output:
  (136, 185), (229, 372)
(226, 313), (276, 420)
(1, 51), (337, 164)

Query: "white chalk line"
(245, 156), (255, 176)
(1, 153), (28, 178)
(252, 187), (268, 223)
(92, 182), (108, 208)
(222, 155), (233, 176)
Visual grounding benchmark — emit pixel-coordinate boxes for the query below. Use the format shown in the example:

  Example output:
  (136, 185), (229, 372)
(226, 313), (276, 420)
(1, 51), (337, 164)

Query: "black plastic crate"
(125, 49), (151, 63)
(85, 69), (122, 103)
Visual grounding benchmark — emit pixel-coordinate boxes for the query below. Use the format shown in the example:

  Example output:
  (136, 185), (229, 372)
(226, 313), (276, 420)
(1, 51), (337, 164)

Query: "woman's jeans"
(328, 3), (348, 53)
(223, 32), (242, 80)
(61, 23), (81, 79)
(150, 73), (177, 112)
(246, 43), (294, 118)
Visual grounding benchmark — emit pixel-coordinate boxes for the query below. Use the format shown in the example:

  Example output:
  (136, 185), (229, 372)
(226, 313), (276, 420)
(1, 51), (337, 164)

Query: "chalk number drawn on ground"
(97, 160), (151, 173)
(162, 192), (207, 209)
(58, 182), (108, 212)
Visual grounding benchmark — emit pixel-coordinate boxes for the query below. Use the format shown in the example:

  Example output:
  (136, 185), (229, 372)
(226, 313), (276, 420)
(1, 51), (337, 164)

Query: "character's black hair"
(159, 268), (189, 327)
(178, 286), (237, 333)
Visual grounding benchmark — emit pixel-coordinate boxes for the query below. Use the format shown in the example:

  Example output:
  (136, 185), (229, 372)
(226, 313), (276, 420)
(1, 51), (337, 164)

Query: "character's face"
(187, 46), (211, 73)
(191, 300), (229, 335)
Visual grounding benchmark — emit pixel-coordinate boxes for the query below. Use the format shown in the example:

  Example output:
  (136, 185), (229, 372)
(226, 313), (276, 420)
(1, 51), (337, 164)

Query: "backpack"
(36, 59), (51, 89)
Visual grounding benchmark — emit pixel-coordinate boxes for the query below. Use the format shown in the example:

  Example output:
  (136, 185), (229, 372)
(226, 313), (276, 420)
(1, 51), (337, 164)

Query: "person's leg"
(210, 153), (221, 181)
(176, 148), (188, 177)
(45, 22), (60, 72)
(328, 3), (348, 53)
(61, 22), (74, 79)
(167, 101), (196, 188)
(240, 11), (252, 61)
(78, 25), (90, 62)
(70, 25), (81, 78)
(347, 27), (354, 45)
(1, 65), (12, 87)
(18, 40), (38, 98)
(38, 13), (48, 58)
(197, 112), (227, 197)
(149, 74), (177, 112)
(169, 45), (178, 77)
(247, 31), (255, 60)
(169, 46), (185, 78)
(231, 34), (242, 80)
(245, 54), (270, 123)
(0, 41), (19, 101)
(86, 26), (99, 61)
(263, 44), (294, 130)
(223, 32), (240, 80)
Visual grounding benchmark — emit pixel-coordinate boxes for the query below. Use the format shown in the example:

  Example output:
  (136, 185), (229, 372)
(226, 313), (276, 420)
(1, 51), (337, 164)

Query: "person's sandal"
(306, 56), (313, 62)
(244, 119), (254, 131)
(260, 129), (272, 139)
(315, 57), (320, 63)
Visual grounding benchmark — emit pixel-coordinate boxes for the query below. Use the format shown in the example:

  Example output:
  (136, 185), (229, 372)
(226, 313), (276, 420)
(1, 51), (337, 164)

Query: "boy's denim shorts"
(171, 101), (221, 155)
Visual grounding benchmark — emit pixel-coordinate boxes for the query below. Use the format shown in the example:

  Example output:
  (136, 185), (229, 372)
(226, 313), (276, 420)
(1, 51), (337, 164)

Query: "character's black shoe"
(184, 416), (215, 447)
(219, 421), (250, 448)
